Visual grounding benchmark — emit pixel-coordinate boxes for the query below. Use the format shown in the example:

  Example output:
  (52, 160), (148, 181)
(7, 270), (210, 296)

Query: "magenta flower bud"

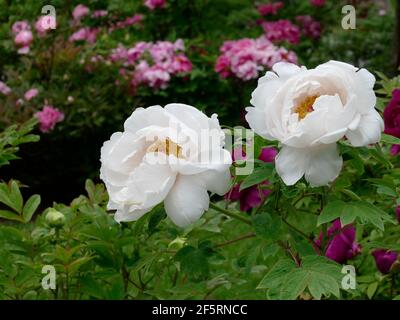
(372, 249), (398, 274)
(315, 220), (361, 264)
(258, 147), (277, 163)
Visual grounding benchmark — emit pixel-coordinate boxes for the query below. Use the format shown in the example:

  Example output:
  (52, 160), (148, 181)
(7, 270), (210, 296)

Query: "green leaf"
(368, 146), (393, 169)
(381, 134), (400, 145)
(240, 164), (273, 191)
(147, 206), (166, 235)
(252, 212), (281, 240)
(318, 201), (392, 230)
(367, 282), (378, 299)
(22, 194), (41, 223)
(258, 256), (341, 300)
(0, 210), (23, 222)
(9, 181), (23, 214)
(67, 256), (95, 275)
(175, 245), (209, 279)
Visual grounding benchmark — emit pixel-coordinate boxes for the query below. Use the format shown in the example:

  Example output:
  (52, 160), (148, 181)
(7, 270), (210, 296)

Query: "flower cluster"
(35, 105), (65, 133)
(383, 89), (400, 155)
(11, 20), (33, 54)
(109, 39), (192, 90)
(315, 219), (361, 263)
(225, 147), (277, 211)
(215, 36), (297, 81)
(69, 27), (99, 44)
(296, 15), (322, 39)
(260, 20), (301, 45)
(257, 2), (284, 16)
(144, 0), (166, 10)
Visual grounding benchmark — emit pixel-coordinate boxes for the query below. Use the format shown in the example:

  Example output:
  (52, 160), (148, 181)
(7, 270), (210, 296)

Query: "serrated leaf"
(258, 256), (341, 300)
(318, 201), (392, 230)
(22, 194), (41, 223)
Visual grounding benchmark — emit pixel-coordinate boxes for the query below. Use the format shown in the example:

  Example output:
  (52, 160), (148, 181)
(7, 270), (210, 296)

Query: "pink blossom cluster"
(11, 21), (33, 54)
(0, 81), (11, 95)
(310, 0), (326, 7)
(35, 105), (64, 133)
(144, 0), (166, 10)
(296, 15), (322, 39)
(109, 39), (192, 90)
(72, 4), (90, 21)
(108, 14), (143, 33)
(69, 27), (99, 44)
(260, 19), (301, 45)
(35, 15), (56, 37)
(24, 88), (39, 101)
(215, 36), (297, 81)
(257, 2), (284, 16)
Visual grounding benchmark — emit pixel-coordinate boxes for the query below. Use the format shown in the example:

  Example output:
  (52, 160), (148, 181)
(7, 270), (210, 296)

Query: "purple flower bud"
(315, 219), (361, 264)
(258, 147), (277, 163)
(372, 249), (398, 274)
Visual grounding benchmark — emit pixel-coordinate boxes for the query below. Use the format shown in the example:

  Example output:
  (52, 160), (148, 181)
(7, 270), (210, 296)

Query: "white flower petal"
(164, 175), (209, 227)
(196, 168), (232, 195)
(346, 109), (384, 147)
(304, 144), (343, 187)
(275, 146), (308, 185)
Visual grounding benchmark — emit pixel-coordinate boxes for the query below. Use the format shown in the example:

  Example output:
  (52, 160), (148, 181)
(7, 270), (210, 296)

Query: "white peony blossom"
(100, 103), (232, 227)
(245, 60), (384, 187)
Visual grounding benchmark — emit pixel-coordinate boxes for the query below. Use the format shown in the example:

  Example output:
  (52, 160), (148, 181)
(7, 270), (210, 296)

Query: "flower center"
(146, 138), (184, 158)
(294, 95), (319, 119)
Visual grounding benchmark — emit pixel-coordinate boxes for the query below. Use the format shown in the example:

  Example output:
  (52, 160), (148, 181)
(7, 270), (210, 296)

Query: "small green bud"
(45, 209), (66, 228)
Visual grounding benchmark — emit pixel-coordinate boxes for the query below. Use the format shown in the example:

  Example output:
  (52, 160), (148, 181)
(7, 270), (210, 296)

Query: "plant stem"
(215, 232), (256, 248)
(209, 203), (252, 225)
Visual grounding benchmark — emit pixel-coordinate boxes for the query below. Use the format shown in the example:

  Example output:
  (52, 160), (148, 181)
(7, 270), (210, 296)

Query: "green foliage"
(258, 256), (342, 300)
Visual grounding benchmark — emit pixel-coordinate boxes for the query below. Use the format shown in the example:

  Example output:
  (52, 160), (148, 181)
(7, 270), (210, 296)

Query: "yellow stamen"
(147, 138), (184, 158)
(294, 95), (319, 119)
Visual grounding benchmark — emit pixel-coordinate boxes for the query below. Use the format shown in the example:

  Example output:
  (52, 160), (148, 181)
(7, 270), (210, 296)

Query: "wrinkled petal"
(346, 109), (384, 147)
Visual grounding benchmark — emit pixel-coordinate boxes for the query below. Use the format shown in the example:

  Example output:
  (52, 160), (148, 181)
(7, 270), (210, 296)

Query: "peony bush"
(0, 0), (399, 300)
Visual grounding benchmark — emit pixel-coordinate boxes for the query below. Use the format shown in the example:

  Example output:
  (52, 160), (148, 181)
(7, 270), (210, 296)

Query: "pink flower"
(72, 4), (90, 21)
(35, 15), (56, 36)
(14, 29), (33, 55)
(144, 0), (166, 10)
(296, 15), (322, 39)
(35, 105), (64, 133)
(215, 35), (297, 80)
(69, 27), (98, 44)
(14, 30), (33, 46)
(109, 14), (143, 33)
(109, 39), (191, 90)
(261, 19), (300, 44)
(257, 2), (284, 16)
(12, 20), (30, 34)
(24, 88), (39, 101)
(92, 10), (108, 18)
(0, 81), (11, 95)
(310, 0), (326, 7)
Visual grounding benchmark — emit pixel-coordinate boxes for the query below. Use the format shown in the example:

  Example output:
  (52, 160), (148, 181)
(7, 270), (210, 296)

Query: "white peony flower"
(245, 60), (384, 187)
(100, 103), (232, 227)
